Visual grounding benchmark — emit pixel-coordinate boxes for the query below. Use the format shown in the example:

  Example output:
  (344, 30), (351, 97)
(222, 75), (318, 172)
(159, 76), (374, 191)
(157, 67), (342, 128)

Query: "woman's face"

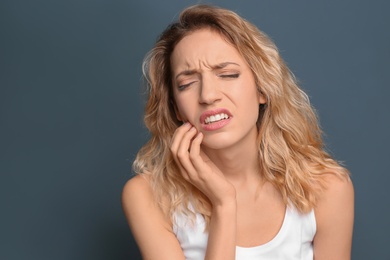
(170, 28), (266, 150)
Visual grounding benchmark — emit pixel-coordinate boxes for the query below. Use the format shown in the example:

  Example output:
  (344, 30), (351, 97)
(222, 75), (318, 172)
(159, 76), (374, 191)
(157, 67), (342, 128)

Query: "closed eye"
(220, 73), (240, 79)
(178, 81), (196, 91)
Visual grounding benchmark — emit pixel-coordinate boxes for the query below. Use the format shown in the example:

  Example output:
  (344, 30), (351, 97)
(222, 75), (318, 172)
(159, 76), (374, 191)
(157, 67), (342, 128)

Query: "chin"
(201, 134), (237, 150)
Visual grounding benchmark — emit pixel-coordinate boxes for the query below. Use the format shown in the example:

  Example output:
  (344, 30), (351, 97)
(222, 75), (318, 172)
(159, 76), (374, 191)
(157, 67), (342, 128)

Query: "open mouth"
(204, 113), (230, 124)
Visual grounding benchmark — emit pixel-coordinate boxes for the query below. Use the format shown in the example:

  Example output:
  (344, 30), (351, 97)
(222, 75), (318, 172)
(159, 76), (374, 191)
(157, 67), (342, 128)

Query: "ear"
(257, 91), (267, 105)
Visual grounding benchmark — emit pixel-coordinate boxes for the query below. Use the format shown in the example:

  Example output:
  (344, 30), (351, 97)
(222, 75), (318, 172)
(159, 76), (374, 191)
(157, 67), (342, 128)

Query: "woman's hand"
(170, 123), (236, 207)
(170, 122), (238, 259)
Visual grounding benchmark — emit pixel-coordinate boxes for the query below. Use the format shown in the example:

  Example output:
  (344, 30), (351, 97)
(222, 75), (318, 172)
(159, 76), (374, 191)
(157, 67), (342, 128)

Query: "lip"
(199, 108), (233, 131)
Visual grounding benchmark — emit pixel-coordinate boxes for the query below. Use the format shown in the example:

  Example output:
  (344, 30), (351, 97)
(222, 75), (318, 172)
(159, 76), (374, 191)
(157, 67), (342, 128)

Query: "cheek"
(242, 90), (261, 119)
(175, 100), (196, 123)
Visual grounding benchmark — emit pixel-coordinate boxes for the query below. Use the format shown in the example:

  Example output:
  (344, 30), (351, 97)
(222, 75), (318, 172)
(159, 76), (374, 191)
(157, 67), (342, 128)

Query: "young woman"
(122, 5), (354, 260)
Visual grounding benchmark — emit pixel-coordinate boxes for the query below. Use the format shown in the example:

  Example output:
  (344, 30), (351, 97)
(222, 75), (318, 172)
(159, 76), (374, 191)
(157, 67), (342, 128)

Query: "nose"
(199, 75), (222, 105)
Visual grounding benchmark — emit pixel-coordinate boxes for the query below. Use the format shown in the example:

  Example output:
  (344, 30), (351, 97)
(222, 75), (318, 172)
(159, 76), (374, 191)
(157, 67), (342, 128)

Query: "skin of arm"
(205, 202), (237, 260)
(170, 123), (237, 259)
(122, 175), (186, 260)
(313, 173), (354, 259)
(122, 123), (237, 260)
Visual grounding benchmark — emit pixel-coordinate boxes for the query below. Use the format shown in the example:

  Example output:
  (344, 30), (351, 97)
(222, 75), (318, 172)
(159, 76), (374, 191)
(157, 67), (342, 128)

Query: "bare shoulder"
(317, 173), (354, 209)
(122, 174), (170, 230)
(122, 174), (152, 204)
(313, 172), (354, 259)
(122, 175), (185, 259)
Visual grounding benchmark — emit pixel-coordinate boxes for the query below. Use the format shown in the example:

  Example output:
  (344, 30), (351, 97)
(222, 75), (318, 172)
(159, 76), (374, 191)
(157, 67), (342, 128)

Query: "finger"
(188, 131), (203, 159)
(176, 160), (190, 182)
(176, 126), (197, 157)
(170, 122), (192, 156)
(189, 132), (209, 175)
(170, 122), (191, 147)
(170, 125), (199, 182)
(176, 127), (198, 176)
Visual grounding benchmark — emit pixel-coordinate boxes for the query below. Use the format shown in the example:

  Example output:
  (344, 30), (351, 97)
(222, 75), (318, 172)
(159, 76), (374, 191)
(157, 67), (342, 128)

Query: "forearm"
(205, 201), (237, 260)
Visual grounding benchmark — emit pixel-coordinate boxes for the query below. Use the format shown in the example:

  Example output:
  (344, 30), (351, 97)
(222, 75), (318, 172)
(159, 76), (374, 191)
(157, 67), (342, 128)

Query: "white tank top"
(173, 205), (316, 260)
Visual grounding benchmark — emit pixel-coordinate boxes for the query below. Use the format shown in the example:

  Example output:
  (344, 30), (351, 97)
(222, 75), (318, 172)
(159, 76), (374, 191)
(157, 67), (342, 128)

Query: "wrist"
(213, 199), (237, 215)
(212, 185), (237, 208)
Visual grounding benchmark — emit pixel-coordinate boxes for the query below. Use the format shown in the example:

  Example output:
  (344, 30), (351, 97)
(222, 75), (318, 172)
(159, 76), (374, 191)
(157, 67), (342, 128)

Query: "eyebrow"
(175, 62), (240, 80)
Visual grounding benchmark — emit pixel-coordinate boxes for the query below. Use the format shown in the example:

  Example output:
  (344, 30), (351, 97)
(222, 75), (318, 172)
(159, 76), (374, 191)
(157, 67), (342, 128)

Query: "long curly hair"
(133, 4), (349, 226)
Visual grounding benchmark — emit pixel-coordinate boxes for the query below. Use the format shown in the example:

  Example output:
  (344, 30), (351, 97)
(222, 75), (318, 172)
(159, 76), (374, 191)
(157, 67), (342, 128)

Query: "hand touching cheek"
(170, 123), (236, 207)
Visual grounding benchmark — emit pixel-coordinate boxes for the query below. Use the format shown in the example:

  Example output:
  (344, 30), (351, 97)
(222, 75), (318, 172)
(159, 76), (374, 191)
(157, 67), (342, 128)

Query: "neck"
(201, 129), (262, 186)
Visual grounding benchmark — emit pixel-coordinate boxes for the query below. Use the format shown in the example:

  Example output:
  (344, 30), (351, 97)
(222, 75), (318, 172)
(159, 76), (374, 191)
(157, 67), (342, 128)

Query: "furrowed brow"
(212, 62), (240, 70)
(175, 62), (239, 79)
(175, 69), (198, 80)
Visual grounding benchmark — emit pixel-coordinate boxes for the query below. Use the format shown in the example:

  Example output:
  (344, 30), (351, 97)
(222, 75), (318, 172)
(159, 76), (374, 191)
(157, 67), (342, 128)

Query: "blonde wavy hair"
(133, 4), (349, 226)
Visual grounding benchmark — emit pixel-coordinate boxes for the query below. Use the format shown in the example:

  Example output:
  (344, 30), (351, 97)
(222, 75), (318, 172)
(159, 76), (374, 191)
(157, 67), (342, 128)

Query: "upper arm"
(313, 173), (354, 260)
(122, 175), (185, 260)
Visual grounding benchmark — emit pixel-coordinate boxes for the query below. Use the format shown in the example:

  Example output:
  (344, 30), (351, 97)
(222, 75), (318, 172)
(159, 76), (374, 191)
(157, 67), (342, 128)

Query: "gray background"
(1, 0), (389, 259)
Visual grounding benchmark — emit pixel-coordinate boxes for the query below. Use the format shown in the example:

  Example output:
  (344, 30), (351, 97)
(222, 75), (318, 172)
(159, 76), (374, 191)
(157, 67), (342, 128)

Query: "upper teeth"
(205, 113), (229, 124)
